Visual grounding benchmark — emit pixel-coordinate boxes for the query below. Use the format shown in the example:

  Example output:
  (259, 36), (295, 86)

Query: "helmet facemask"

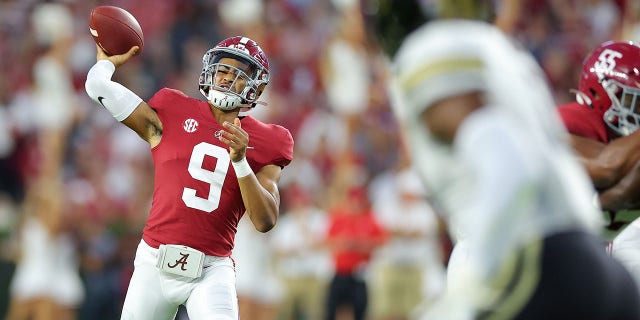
(602, 78), (640, 136)
(199, 48), (269, 111)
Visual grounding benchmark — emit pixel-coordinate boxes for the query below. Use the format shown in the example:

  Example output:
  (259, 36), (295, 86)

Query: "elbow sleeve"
(85, 60), (143, 122)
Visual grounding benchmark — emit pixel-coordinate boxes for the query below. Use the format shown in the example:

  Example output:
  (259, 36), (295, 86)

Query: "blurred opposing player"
(557, 40), (640, 289)
(85, 36), (293, 320)
(390, 20), (640, 319)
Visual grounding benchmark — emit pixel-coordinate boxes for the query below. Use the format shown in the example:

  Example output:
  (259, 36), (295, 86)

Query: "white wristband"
(232, 157), (253, 178)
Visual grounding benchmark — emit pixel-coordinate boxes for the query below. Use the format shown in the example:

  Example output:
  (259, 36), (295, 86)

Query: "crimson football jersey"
(142, 88), (294, 257)
(557, 101), (610, 143)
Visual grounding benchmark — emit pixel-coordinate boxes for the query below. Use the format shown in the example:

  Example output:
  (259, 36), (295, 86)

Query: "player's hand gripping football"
(95, 44), (139, 68)
(220, 118), (249, 162)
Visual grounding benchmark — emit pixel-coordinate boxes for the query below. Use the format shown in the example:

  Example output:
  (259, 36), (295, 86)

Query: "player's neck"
(209, 104), (241, 125)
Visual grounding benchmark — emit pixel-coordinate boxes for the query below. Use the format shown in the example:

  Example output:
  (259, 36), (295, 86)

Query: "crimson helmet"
(578, 41), (640, 136)
(199, 36), (270, 110)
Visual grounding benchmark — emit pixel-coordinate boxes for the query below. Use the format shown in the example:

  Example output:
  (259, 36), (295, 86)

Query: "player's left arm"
(218, 118), (281, 232)
(239, 164), (282, 233)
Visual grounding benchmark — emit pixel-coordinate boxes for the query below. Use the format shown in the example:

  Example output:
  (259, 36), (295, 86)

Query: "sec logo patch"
(183, 119), (199, 133)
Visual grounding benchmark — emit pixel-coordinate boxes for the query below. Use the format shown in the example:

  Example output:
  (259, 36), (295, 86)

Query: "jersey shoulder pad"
(148, 88), (197, 111)
(244, 116), (294, 168)
(557, 102), (608, 142)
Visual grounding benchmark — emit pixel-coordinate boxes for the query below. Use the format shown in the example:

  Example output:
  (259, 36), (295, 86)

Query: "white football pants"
(120, 240), (238, 320)
(611, 218), (640, 291)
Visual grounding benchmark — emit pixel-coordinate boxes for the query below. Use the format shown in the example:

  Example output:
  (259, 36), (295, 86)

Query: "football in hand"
(89, 6), (144, 56)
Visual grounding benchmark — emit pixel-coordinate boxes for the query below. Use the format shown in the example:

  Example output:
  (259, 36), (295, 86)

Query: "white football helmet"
(391, 20), (563, 198)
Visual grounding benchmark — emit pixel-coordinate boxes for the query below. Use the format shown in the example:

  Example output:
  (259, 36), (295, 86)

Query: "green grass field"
(602, 210), (640, 241)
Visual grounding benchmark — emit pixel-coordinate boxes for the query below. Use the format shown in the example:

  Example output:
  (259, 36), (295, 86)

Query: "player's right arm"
(85, 45), (162, 147)
(569, 131), (640, 210)
(568, 134), (622, 189)
(599, 161), (640, 210)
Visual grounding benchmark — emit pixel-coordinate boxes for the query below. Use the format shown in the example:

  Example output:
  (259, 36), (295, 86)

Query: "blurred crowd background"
(0, 0), (638, 319)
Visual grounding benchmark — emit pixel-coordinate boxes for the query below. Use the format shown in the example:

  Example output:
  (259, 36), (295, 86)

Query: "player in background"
(556, 40), (640, 289)
(324, 186), (387, 320)
(84, 35), (293, 320)
(390, 19), (640, 319)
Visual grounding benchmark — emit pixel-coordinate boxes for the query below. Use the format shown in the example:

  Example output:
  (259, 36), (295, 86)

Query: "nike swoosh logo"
(98, 96), (106, 107)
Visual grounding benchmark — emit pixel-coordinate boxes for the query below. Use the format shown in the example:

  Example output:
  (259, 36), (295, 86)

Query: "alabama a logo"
(183, 119), (199, 133)
(167, 252), (190, 271)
